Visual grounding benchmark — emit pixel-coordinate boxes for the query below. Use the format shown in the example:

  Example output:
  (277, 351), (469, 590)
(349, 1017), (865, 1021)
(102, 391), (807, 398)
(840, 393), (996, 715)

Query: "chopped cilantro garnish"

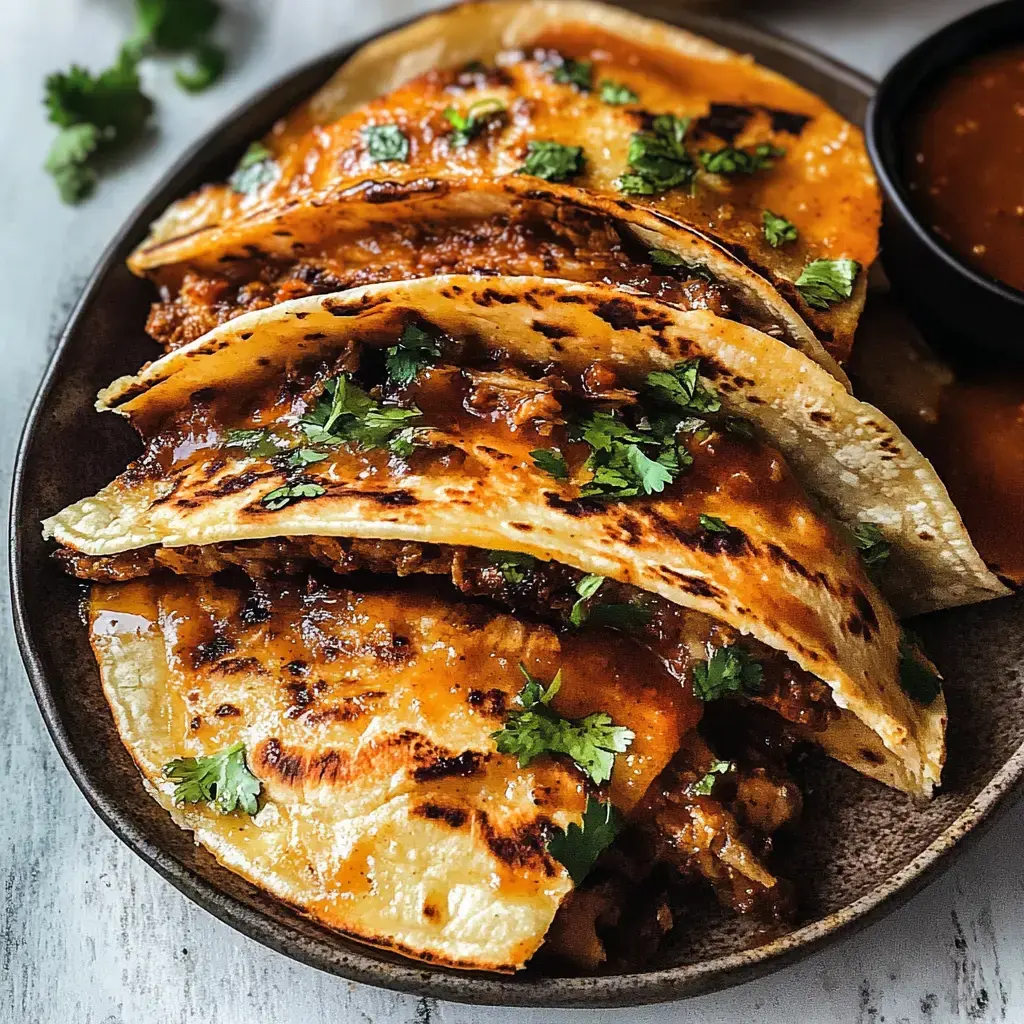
(385, 323), (441, 385)
(699, 513), (730, 534)
(530, 448), (569, 480)
(689, 760), (734, 796)
(442, 97), (506, 147)
(228, 141), (276, 194)
(547, 796), (622, 884)
(552, 58), (593, 91)
(489, 550), (537, 584)
(163, 741), (261, 815)
(699, 143), (784, 175)
(569, 574), (605, 627)
(616, 114), (694, 195)
(795, 258), (860, 310)
(518, 140), (584, 182)
(851, 521), (891, 570)
(364, 123), (409, 163)
(133, 0), (220, 52)
(299, 375), (421, 450)
(763, 209), (798, 248)
(692, 646), (763, 702)
(599, 79), (638, 105)
(898, 632), (941, 705)
(261, 481), (325, 511)
(644, 359), (722, 415)
(492, 665), (634, 785)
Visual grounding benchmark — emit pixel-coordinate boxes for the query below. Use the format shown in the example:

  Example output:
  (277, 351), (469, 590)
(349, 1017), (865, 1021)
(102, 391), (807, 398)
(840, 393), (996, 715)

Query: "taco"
(129, 0), (879, 363)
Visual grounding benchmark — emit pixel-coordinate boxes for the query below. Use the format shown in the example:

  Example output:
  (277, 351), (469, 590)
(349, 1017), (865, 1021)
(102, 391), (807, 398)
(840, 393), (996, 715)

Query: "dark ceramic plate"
(10, 3), (1024, 1008)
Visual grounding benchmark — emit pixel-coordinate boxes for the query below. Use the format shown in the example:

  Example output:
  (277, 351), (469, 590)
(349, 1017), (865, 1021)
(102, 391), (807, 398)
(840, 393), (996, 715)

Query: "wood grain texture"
(3, 1), (1020, 1021)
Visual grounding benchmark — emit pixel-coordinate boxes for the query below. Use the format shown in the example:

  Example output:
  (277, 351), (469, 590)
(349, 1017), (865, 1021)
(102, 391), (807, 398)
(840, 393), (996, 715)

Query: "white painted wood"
(2, 2), (1020, 1021)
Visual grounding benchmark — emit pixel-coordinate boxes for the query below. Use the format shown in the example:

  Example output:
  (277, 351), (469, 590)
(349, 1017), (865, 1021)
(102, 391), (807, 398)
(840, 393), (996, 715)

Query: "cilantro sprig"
(530, 448), (569, 480)
(261, 481), (326, 511)
(228, 142), (276, 194)
(552, 58), (593, 91)
(851, 521), (891, 570)
(795, 258), (861, 310)
(763, 209), (798, 248)
(489, 550), (537, 584)
(693, 646), (764, 702)
(492, 665), (634, 785)
(616, 114), (695, 196)
(385, 323), (441, 385)
(299, 374), (422, 450)
(163, 741), (261, 815)
(699, 143), (784, 175)
(599, 79), (638, 105)
(547, 796), (622, 884)
(568, 574), (652, 631)
(443, 98), (506, 148)
(518, 140), (584, 182)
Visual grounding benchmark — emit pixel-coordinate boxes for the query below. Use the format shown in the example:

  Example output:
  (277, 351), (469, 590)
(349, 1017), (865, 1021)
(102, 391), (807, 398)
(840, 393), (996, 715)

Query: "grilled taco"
(129, 0), (879, 363)
(89, 574), (800, 971)
(46, 273), (960, 800)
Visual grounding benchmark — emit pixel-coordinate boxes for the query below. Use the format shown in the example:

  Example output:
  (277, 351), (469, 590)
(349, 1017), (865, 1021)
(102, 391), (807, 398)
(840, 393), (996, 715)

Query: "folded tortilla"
(46, 275), (964, 798)
(131, 0), (880, 361)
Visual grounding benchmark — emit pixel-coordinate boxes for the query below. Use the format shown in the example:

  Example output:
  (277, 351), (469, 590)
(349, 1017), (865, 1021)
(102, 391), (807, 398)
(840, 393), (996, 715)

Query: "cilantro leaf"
(228, 141), (276, 194)
(286, 448), (328, 469)
(795, 258), (860, 310)
(649, 247), (685, 267)
(644, 359), (722, 415)
(692, 646), (763, 702)
(898, 632), (941, 705)
(599, 79), (638, 105)
(174, 41), (226, 93)
(547, 797), (622, 884)
(552, 58), (593, 91)
(44, 124), (101, 203)
(699, 143), (784, 175)
(569, 574), (605, 627)
(489, 550), (537, 584)
(300, 375), (421, 450)
(225, 427), (282, 458)
(364, 124), (409, 163)
(626, 444), (674, 494)
(385, 323), (441, 385)
(616, 114), (694, 195)
(492, 665), (634, 785)
(443, 98), (506, 147)
(699, 513), (730, 534)
(261, 481), (325, 511)
(689, 760), (734, 796)
(163, 741), (261, 815)
(518, 140), (584, 182)
(763, 209), (798, 248)
(851, 521), (891, 569)
(134, 0), (220, 52)
(530, 448), (569, 480)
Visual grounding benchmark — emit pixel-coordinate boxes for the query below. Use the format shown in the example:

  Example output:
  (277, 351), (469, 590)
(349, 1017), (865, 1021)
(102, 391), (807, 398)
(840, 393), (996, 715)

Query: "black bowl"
(866, 0), (1024, 363)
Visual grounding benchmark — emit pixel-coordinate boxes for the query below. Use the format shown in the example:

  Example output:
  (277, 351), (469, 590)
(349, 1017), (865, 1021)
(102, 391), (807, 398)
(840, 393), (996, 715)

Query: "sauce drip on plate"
(906, 45), (1024, 293)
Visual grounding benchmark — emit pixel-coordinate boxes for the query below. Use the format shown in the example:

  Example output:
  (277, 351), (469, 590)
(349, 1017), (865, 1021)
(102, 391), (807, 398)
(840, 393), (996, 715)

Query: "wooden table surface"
(3, 1), (1020, 1021)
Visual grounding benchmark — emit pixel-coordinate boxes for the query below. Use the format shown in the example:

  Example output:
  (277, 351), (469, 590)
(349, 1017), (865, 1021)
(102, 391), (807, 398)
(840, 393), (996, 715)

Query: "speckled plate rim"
(11, 5), (1024, 1009)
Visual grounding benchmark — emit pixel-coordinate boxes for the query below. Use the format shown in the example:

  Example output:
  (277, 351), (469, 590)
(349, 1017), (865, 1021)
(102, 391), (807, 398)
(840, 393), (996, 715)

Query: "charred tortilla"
(130, 0), (880, 361)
